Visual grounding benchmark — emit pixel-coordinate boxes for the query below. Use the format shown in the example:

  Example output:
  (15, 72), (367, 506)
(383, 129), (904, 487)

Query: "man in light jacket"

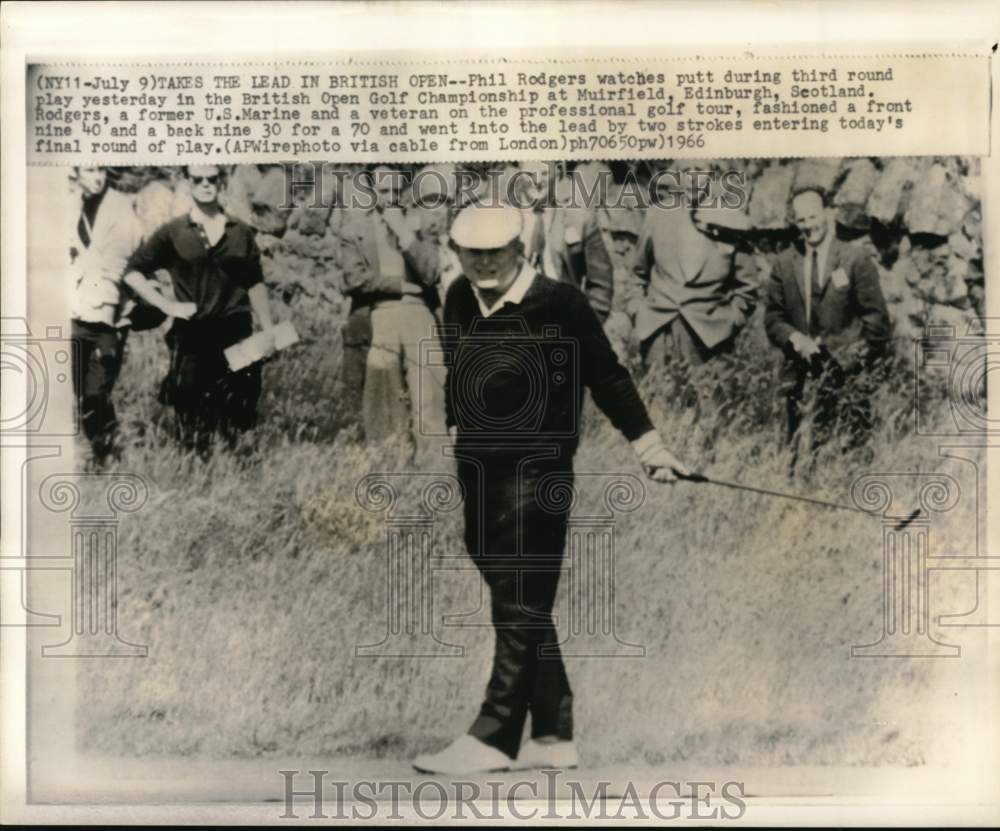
(68, 166), (142, 465)
(629, 172), (758, 368)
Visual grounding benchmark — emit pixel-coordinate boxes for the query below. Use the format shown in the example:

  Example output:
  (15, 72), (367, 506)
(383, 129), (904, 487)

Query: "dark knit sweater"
(442, 272), (654, 463)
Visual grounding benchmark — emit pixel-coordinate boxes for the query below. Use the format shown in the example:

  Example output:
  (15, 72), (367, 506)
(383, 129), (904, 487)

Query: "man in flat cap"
(412, 203), (690, 775)
(629, 161), (758, 369)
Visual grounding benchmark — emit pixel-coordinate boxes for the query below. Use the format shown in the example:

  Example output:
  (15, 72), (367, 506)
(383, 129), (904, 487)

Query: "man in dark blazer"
(764, 186), (892, 455)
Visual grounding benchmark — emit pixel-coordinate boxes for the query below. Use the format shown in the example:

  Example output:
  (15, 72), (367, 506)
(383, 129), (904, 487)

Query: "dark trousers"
(640, 317), (734, 369)
(640, 319), (737, 427)
(784, 355), (874, 468)
(340, 304), (372, 430)
(457, 455), (574, 759)
(160, 314), (261, 454)
(71, 319), (125, 464)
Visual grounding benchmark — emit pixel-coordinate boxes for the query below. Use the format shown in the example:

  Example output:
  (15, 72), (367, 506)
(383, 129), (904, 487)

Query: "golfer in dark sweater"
(413, 204), (689, 775)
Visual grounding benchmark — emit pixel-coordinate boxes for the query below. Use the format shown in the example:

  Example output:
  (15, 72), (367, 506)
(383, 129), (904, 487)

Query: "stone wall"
(742, 156), (983, 341)
(117, 156), (984, 342)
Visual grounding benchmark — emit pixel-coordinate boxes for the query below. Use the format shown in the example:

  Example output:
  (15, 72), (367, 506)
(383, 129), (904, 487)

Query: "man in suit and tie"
(516, 162), (615, 323)
(68, 166), (143, 466)
(628, 164), (759, 369)
(764, 186), (892, 455)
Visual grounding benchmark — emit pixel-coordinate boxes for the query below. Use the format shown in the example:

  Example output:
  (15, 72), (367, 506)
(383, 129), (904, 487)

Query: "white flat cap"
(450, 203), (523, 249)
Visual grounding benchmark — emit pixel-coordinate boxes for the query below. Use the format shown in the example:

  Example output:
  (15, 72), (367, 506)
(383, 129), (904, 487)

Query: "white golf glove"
(632, 431), (691, 484)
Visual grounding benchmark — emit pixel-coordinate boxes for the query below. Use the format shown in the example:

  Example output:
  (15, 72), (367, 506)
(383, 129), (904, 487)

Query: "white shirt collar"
(472, 261), (537, 317)
(188, 206), (231, 226)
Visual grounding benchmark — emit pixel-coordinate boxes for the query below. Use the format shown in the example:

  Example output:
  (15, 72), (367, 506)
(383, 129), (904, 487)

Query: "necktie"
(77, 209), (92, 248)
(807, 248), (819, 329)
(77, 192), (103, 248)
(530, 208), (546, 270)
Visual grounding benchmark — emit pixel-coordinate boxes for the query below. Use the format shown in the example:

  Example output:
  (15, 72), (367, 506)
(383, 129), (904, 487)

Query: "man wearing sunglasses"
(123, 164), (275, 454)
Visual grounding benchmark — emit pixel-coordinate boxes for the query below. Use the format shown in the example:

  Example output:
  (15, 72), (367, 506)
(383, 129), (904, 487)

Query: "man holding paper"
(123, 165), (276, 454)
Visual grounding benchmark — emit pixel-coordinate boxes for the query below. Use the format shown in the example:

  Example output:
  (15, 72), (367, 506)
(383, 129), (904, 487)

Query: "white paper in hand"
(224, 321), (299, 371)
(272, 320), (299, 350)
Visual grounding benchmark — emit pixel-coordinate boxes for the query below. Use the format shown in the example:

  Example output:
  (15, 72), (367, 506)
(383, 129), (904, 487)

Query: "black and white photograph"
(2, 3), (998, 826)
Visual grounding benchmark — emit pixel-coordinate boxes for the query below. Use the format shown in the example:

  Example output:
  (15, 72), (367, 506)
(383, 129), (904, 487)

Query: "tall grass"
(78, 301), (981, 768)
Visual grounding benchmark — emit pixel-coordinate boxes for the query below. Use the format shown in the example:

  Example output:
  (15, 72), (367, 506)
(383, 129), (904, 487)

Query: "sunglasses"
(190, 174), (220, 185)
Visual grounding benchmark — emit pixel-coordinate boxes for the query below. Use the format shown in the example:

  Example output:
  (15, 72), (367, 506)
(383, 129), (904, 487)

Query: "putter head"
(677, 471), (709, 483)
(894, 509), (922, 531)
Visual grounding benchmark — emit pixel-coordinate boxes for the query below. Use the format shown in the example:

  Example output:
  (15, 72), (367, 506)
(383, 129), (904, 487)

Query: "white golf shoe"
(513, 738), (579, 770)
(412, 734), (513, 774)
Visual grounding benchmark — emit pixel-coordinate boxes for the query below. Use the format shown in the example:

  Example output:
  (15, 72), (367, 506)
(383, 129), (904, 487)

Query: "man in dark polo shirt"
(123, 165), (275, 453)
(412, 204), (689, 775)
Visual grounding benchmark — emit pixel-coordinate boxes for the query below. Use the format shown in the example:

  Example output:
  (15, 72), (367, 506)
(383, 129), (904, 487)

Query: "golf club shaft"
(677, 471), (871, 518)
(657, 471), (920, 530)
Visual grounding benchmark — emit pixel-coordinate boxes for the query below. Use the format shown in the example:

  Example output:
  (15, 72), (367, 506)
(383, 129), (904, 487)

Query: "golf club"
(672, 470), (922, 531)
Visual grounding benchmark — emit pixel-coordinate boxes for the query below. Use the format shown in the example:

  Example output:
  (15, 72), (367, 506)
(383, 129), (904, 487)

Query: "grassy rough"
(78, 302), (979, 767)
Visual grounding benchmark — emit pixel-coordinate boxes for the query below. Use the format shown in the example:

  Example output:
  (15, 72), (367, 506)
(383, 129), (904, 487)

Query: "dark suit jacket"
(764, 237), (891, 369)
